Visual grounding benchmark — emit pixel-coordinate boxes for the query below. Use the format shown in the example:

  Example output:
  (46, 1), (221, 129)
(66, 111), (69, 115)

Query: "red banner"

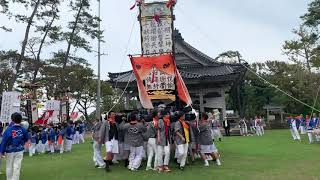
(130, 54), (192, 109)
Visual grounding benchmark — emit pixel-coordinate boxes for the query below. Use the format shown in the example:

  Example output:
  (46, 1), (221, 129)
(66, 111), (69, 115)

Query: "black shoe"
(108, 160), (114, 166)
(124, 159), (129, 168)
(105, 160), (111, 172)
(219, 138), (222, 142)
(179, 166), (184, 171)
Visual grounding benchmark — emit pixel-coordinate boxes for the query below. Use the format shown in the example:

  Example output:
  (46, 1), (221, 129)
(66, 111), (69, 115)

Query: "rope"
(114, 14), (137, 89)
(241, 62), (320, 113)
(310, 85), (320, 116)
(107, 72), (134, 114)
(174, 8), (320, 114)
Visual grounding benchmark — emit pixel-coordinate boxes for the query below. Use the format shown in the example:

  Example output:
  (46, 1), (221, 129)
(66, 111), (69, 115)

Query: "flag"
(130, 54), (192, 109)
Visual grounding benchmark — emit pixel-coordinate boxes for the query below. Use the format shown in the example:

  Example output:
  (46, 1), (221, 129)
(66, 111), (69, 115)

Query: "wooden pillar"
(221, 89), (227, 121)
(125, 92), (130, 110)
(199, 92), (204, 112)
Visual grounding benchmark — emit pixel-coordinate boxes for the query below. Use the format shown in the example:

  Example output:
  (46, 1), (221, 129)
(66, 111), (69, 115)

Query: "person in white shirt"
(287, 116), (301, 141)
(254, 116), (263, 136)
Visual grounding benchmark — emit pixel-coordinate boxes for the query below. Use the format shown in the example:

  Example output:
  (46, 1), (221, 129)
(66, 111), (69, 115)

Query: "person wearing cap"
(174, 111), (193, 170)
(0, 112), (29, 180)
(287, 116), (301, 141)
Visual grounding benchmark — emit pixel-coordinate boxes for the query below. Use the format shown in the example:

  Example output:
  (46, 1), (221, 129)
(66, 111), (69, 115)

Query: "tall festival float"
(129, 0), (192, 109)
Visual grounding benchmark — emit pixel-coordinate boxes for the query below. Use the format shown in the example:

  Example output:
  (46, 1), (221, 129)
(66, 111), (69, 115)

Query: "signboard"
(145, 67), (175, 100)
(141, 19), (173, 55)
(139, 1), (175, 101)
(140, 2), (172, 18)
(0, 91), (21, 123)
(45, 100), (60, 111)
(46, 100), (60, 123)
(31, 101), (38, 123)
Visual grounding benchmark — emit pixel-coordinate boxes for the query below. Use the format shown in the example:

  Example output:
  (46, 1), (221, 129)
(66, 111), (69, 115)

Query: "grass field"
(1, 130), (320, 180)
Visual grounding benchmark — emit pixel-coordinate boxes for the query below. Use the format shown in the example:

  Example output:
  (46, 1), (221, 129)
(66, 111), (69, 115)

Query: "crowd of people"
(287, 113), (320, 143)
(0, 114), (86, 180)
(235, 116), (266, 137)
(92, 107), (223, 172)
(27, 120), (86, 156)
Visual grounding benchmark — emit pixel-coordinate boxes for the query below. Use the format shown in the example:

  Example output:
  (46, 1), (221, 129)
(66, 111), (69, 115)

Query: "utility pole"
(96, 0), (101, 119)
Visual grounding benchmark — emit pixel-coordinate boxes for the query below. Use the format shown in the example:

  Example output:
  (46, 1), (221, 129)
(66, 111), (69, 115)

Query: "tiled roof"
(108, 64), (244, 83)
(108, 29), (246, 85)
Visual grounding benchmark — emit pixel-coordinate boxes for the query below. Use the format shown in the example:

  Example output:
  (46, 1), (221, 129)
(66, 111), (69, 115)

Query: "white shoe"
(97, 165), (106, 169)
(130, 168), (138, 171)
(216, 159), (221, 166)
(112, 160), (119, 164)
(204, 161), (209, 167)
(146, 166), (153, 171)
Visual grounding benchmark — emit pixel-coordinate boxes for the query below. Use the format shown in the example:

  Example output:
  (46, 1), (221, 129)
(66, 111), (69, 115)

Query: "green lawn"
(1, 130), (320, 180)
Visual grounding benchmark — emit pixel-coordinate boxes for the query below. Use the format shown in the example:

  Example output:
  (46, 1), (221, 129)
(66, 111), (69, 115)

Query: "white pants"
(106, 138), (119, 154)
(65, 139), (73, 152)
(48, 143), (55, 153)
(80, 133), (85, 143)
(6, 151), (24, 180)
(147, 138), (158, 168)
(93, 141), (105, 167)
(290, 127), (301, 140)
(157, 145), (170, 167)
(177, 143), (189, 167)
(256, 126), (263, 136)
(129, 146), (144, 169)
(212, 129), (222, 140)
(300, 126), (306, 134)
(38, 141), (46, 154)
(29, 143), (36, 157)
(57, 140), (64, 154)
(307, 130), (314, 143)
(240, 127), (248, 136)
(73, 131), (80, 144)
(261, 126), (265, 134)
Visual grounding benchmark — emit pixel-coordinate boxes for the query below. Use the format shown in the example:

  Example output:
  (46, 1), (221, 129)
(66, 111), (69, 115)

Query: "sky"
(0, 0), (313, 80)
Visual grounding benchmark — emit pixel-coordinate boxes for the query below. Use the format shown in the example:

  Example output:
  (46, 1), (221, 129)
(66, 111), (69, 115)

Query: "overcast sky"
(0, 0), (312, 80)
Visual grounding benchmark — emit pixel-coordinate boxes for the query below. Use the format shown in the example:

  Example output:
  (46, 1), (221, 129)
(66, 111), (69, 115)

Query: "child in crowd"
(29, 126), (38, 157)
(40, 126), (48, 153)
(48, 123), (56, 153)
(65, 121), (74, 152)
